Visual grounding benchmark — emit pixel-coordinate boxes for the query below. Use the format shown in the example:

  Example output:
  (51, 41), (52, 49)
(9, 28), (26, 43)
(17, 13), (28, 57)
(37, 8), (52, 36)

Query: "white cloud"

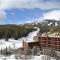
(24, 10), (60, 23)
(33, 10), (60, 21)
(0, 0), (60, 10)
(42, 10), (60, 20)
(0, 10), (6, 20)
(0, 0), (60, 22)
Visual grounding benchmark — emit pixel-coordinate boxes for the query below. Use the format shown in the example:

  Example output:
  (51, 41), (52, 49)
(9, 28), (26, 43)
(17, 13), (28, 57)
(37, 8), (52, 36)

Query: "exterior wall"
(52, 38), (60, 51)
(23, 41), (29, 55)
(28, 42), (40, 48)
(38, 36), (48, 48)
(38, 36), (60, 51)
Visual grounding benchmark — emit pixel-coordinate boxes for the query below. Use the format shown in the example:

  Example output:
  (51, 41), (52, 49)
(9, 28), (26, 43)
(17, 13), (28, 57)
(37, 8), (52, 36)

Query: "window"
(48, 41), (51, 44)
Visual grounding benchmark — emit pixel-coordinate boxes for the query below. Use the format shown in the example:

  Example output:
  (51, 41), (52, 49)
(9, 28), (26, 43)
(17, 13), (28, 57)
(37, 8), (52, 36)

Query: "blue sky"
(4, 9), (43, 24)
(0, 0), (60, 24)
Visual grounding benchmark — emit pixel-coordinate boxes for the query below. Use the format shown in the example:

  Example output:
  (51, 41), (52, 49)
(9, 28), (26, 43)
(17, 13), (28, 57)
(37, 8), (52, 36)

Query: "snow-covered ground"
(32, 55), (56, 60)
(0, 54), (56, 60)
(0, 39), (23, 50)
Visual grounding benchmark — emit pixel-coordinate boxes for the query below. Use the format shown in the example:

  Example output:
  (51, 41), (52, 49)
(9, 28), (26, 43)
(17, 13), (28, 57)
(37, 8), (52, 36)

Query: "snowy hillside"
(27, 19), (60, 27)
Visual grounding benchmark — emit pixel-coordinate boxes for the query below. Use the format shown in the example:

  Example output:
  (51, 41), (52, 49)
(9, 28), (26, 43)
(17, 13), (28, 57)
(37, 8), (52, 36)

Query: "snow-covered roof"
(41, 33), (60, 38)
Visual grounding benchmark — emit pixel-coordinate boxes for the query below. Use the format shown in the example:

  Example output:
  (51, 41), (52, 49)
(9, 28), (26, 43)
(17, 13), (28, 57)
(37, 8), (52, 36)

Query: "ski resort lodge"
(17, 35), (60, 56)
(38, 36), (60, 51)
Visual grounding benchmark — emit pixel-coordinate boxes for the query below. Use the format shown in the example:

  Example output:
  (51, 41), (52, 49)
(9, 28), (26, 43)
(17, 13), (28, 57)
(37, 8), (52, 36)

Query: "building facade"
(38, 36), (60, 51)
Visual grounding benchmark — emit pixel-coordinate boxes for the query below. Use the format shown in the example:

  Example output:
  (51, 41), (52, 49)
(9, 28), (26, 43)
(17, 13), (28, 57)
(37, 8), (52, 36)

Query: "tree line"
(0, 25), (36, 41)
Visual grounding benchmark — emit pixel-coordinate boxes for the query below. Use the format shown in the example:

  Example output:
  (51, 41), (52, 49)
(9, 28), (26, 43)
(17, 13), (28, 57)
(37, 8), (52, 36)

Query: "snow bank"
(0, 40), (13, 50)
(0, 39), (23, 50)
(8, 39), (23, 49)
